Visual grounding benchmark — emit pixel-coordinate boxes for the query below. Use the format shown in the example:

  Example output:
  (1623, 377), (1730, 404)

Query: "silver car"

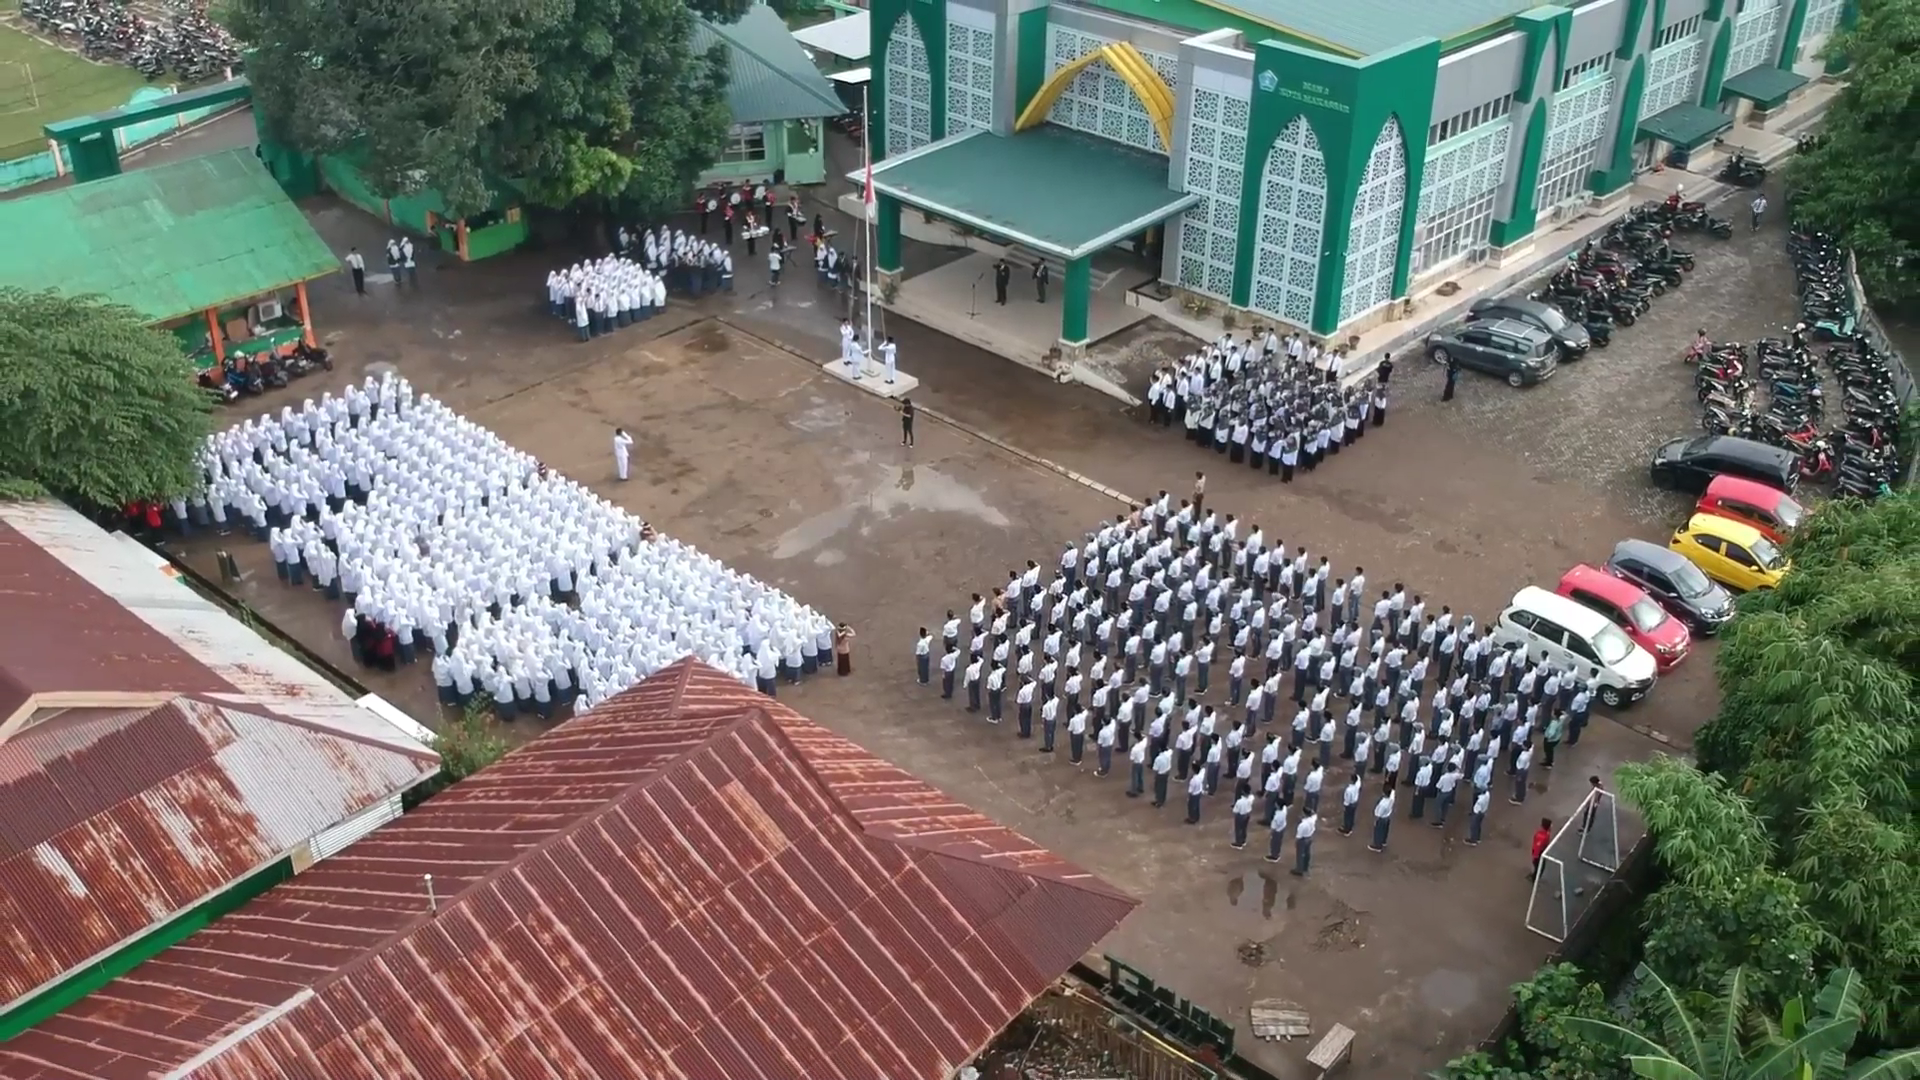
(1427, 318), (1559, 388)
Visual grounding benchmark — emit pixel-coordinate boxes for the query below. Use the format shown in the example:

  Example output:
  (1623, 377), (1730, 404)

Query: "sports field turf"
(0, 17), (149, 156)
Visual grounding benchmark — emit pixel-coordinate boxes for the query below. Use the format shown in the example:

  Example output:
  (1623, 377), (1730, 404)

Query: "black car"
(1606, 539), (1735, 635)
(1468, 296), (1591, 359)
(1649, 434), (1800, 494)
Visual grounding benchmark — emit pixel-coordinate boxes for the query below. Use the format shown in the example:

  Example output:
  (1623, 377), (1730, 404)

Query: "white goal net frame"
(1524, 786), (1621, 943)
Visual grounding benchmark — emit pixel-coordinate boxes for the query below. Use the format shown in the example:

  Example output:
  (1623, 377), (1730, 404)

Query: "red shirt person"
(1528, 818), (1553, 880)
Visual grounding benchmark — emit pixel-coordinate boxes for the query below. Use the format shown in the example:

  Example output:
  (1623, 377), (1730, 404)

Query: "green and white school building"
(862, 0), (1847, 351)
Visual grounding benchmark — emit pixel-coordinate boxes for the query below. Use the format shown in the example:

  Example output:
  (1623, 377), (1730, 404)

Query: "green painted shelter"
(860, 126), (1198, 345)
(0, 147), (338, 364)
(694, 2), (847, 187)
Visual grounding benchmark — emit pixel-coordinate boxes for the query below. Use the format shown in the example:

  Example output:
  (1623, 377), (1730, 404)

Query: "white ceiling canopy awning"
(828, 66), (871, 84)
(791, 11), (870, 61)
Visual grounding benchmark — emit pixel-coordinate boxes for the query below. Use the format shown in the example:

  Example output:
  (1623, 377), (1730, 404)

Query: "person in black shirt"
(900, 397), (916, 447)
(1376, 353), (1394, 386)
(994, 259), (1011, 305)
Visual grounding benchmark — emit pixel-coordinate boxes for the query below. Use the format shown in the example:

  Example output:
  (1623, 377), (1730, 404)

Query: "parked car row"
(1486, 473), (1802, 709)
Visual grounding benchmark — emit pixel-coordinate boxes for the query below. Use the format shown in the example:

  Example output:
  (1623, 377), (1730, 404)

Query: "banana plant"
(1562, 966), (1920, 1080)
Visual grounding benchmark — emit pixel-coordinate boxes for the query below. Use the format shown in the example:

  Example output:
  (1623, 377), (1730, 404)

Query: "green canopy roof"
(693, 3), (845, 124)
(0, 148), (338, 324)
(858, 126), (1198, 259)
(1638, 103), (1733, 151)
(1721, 66), (1809, 110)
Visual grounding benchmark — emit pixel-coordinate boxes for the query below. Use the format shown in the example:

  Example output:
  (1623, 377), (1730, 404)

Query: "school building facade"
(865, 0), (1847, 347)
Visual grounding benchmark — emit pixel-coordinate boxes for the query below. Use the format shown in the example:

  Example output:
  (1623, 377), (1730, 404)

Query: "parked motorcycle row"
(194, 345), (334, 406)
(19, 0), (240, 83)
(1685, 331), (1903, 501)
(1789, 227), (1905, 497)
(1531, 200), (1723, 346)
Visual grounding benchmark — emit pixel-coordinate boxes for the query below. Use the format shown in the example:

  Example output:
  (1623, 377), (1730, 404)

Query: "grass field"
(0, 18), (150, 156)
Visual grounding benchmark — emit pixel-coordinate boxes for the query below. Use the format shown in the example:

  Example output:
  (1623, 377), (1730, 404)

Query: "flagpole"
(861, 84), (875, 372)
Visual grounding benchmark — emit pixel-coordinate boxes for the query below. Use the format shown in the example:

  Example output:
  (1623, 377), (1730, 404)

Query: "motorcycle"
(1717, 151), (1768, 188)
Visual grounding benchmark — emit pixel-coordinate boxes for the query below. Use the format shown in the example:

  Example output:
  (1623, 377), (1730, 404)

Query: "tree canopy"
(232, 0), (748, 221)
(1786, 0), (1920, 304)
(1440, 493), (1920, 1080)
(0, 288), (212, 506)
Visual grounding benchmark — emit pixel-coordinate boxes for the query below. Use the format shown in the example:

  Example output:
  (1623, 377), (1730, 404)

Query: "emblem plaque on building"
(1257, 69), (1278, 93)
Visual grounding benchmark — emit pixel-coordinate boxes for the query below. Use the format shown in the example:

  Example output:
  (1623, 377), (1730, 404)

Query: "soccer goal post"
(1523, 786), (1621, 943)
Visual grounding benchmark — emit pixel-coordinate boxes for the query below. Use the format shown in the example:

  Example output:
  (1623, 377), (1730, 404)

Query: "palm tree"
(1563, 966), (1920, 1080)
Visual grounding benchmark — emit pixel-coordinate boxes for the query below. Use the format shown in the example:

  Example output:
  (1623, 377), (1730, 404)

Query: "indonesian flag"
(863, 145), (875, 209)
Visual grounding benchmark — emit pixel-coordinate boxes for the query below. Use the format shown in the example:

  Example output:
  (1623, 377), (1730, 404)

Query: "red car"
(1556, 564), (1691, 671)
(1695, 474), (1803, 547)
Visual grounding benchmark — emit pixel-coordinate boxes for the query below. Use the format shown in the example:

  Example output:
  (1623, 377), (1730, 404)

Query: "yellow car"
(1669, 513), (1788, 592)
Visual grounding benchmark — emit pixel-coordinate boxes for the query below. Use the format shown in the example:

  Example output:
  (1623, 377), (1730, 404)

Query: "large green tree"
(0, 288), (211, 506)
(1786, 0), (1920, 304)
(1692, 494), (1919, 1038)
(233, 0), (740, 221)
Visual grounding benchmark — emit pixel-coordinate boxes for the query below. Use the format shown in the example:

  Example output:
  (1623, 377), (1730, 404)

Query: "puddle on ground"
(1224, 869), (1290, 922)
(1420, 969), (1482, 1014)
(772, 465), (1010, 559)
(688, 327), (731, 353)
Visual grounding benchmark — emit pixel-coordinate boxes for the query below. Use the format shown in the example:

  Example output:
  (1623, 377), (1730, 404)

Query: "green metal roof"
(1721, 66), (1809, 110)
(1084, 0), (1548, 55)
(1638, 103), (1733, 150)
(0, 148), (338, 324)
(858, 126), (1198, 259)
(694, 4), (846, 124)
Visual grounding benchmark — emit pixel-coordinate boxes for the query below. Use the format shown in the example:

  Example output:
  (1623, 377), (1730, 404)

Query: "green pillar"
(1776, 0), (1811, 71)
(876, 195), (903, 273)
(1062, 256), (1091, 344)
(1488, 8), (1570, 250)
(1699, 18), (1734, 105)
(1591, 54), (1646, 196)
(1489, 104), (1548, 248)
(65, 133), (122, 183)
(1825, 0), (1857, 73)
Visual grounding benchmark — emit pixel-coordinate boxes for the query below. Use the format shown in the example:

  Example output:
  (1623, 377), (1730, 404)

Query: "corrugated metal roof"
(0, 147), (339, 324)
(695, 3), (847, 124)
(0, 659), (1137, 1080)
(0, 517), (232, 724)
(0, 501), (438, 755)
(0, 697), (439, 1013)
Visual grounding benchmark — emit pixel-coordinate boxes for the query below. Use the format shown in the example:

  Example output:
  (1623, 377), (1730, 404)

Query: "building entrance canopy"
(857, 126), (1198, 260)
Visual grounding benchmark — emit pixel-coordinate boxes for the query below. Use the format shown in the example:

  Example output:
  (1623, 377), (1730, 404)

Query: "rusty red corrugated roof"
(0, 697), (440, 1015)
(0, 521), (233, 724)
(0, 659), (1137, 1080)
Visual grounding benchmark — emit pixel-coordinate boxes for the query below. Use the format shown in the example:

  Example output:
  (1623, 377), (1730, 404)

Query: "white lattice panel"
(1727, 0), (1782, 77)
(946, 21), (995, 135)
(1534, 74), (1614, 213)
(884, 15), (933, 157)
(1338, 118), (1407, 325)
(1175, 85), (1250, 301)
(1640, 34), (1703, 119)
(1414, 118), (1509, 275)
(1044, 25), (1175, 155)
(1249, 115), (1326, 328)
